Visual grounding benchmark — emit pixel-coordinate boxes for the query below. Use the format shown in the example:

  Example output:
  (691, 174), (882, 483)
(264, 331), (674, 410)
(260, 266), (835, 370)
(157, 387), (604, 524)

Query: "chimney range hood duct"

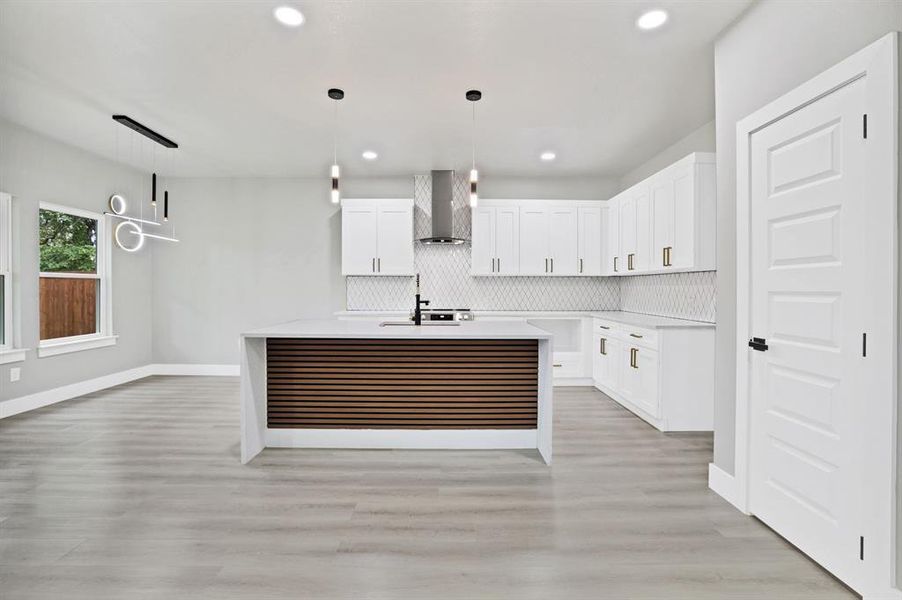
(419, 170), (467, 245)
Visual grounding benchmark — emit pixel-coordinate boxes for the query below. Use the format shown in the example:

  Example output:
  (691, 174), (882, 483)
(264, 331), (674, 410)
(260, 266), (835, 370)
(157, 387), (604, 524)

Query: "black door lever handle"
(748, 337), (769, 352)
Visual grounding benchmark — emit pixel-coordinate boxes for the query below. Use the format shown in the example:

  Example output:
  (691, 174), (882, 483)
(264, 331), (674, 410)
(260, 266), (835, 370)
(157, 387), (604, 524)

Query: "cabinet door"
(604, 199), (621, 275)
(471, 206), (496, 275)
(592, 333), (616, 388)
(548, 205), (578, 275)
(631, 346), (659, 418)
(519, 204), (549, 275)
(651, 177), (675, 270)
(619, 344), (639, 402)
(619, 196), (637, 272)
(671, 166), (695, 270)
(635, 187), (651, 272)
(342, 206), (378, 275)
(495, 205), (520, 274)
(376, 205), (414, 275)
(577, 206), (602, 276)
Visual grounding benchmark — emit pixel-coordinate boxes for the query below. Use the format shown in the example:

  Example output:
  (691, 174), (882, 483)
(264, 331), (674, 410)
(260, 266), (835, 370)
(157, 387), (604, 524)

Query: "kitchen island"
(240, 319), (553, 464)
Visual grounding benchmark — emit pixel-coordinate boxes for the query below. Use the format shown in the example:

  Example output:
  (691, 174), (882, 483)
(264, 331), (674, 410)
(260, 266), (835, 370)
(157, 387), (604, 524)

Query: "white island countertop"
(242, 318), (553, 340)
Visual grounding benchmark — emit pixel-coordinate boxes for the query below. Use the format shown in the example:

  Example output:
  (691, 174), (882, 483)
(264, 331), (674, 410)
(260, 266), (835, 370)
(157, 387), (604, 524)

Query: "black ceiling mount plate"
(466, 90), (482, 101)
(112, 115), (178, 148)
(328, 88), (345, 100)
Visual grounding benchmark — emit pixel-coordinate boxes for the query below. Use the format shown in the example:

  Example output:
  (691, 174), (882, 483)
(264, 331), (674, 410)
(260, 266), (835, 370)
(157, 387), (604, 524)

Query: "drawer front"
(621, 326), (658, 350)
(593, 318), (620, 335)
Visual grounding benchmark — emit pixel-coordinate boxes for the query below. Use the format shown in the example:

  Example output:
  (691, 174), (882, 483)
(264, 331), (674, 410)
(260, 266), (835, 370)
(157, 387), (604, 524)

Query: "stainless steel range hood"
(418, 170), (467, 245)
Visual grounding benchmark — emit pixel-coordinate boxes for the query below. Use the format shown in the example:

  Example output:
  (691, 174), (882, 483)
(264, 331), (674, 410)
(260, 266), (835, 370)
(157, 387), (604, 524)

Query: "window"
(37, 203), (115, 357)
(0, 192), (24, 364)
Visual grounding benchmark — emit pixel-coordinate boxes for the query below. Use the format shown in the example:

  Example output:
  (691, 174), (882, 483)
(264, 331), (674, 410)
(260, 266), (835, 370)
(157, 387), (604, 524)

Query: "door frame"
(734, 32), (898, 596)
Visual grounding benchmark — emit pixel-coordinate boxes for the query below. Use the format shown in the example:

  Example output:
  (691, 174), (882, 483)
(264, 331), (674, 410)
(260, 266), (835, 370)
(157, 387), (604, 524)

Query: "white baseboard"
(864, 588), (902, 600)
(708, 462), (747, 513)
(150, 363), (239, 376)
(0, 365), (154, 419)
(1, 363), (240, 419)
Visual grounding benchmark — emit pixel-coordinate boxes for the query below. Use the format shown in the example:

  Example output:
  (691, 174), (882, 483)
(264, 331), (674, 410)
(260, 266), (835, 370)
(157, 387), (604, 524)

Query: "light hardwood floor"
(0, 377), (855, 599)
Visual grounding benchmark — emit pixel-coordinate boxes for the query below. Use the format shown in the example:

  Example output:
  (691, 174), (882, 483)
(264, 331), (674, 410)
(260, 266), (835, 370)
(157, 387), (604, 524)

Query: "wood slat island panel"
(266, 338), (539, 429)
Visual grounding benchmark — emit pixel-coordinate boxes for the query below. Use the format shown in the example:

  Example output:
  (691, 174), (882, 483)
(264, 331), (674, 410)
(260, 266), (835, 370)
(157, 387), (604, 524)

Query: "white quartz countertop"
(588, 311), (714, 329)
(334, 310), (714, 328)
(242, 319), (553, 340)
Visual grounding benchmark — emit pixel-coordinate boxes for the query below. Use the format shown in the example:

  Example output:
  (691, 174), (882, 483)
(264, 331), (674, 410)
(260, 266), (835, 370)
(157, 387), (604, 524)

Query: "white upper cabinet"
(471, 202), (520, 275)
(518, 204), (550, 275)
(548, 205), (578, 275)
(602, 198), (621, 275)
(577, 205), (602, 276)
(341, 199), (414, 276)
(471, 200), (605, 276)
(607, 152), (716, 275)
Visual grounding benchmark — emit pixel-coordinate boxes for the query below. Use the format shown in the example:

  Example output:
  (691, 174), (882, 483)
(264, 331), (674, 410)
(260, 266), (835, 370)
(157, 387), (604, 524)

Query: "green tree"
(39, 210), (97, 272)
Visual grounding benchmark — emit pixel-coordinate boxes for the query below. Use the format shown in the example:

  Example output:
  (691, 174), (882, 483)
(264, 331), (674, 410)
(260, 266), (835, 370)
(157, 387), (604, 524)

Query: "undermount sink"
(379, 321), (461, 327)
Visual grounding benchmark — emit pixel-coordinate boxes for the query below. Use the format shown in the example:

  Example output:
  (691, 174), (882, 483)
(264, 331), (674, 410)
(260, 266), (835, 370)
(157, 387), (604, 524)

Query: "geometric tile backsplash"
(346, 174), (715, 322)
(619, 270), (716, 323)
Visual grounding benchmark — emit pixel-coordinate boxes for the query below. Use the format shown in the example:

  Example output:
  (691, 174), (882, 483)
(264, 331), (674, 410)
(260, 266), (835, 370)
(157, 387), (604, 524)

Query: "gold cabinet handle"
(598, 325), (610, 330)
(662, 247), (667, 267)
(579, 258), (583, 273)
(553, 363), (563, 368)
(628, 253), (634, 270)
(613, 256), (618, 272)
(630, 347), (639, 368)
(664, 246), (673, 267)
(599, 337), (607, 355)
(497, 257), (501, 272)
(630, 333), (643, 339)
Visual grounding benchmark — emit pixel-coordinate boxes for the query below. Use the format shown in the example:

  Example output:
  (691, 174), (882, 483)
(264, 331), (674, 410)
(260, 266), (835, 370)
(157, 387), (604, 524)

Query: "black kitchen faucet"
(414, 273), (429, 325)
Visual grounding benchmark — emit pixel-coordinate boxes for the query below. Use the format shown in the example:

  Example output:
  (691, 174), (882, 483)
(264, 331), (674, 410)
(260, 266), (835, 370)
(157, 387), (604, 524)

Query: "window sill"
(0, 348), (29, 365)
(38, 335), (118, 358)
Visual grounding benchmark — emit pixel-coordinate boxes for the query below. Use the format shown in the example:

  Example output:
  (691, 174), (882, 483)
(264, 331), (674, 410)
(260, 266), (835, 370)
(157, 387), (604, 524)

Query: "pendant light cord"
(333, 100), (338, 165)
(471, 102), (476, 169)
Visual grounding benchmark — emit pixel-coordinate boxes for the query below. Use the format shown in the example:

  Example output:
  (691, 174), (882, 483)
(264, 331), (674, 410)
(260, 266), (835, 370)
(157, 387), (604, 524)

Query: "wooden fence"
(39, 276), (97, 340)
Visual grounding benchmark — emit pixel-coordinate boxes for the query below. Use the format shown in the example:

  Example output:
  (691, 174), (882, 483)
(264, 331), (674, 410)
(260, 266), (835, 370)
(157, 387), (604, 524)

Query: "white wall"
(0, 118), (153, 401)
(151, 175), (620, 365)
(618, 120), (715, 190)
(711, 0), (902, 475)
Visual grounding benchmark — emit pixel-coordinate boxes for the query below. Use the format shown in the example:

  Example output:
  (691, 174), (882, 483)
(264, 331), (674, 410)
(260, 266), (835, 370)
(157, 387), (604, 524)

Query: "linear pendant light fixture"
(328, 88), (344, 204)
(109, 114), (180, 250)
(466, 90), (482, 208)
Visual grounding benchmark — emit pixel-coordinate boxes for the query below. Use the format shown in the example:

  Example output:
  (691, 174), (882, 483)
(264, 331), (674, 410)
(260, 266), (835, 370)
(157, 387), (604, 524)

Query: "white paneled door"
(748, 77), (867, 588)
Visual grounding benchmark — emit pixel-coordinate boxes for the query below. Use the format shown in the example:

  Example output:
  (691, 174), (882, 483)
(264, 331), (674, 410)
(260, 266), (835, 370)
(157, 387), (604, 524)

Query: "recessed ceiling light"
(273, 6), (305, 27)
(637, 9), (668, 30)
(540, 151), (556, 161)
(362, 150), (378, 161)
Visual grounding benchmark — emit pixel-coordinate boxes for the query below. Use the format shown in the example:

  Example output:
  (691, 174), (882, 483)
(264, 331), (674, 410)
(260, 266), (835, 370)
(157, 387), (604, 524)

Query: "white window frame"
(37, 202), (116, 357)
(0, 192), (27, 364)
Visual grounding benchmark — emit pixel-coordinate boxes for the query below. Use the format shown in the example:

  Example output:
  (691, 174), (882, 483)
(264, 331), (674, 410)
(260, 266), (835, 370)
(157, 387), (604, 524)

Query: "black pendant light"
(466, 89), (481, 208)
(328, 88), (344, 204)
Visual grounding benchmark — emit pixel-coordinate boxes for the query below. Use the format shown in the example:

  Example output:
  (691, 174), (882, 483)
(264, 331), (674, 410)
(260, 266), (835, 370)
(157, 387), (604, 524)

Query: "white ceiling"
(0, 1), (750, 179)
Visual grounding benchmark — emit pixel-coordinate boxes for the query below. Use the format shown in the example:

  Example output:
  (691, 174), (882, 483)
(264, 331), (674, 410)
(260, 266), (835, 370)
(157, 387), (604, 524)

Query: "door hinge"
(860, 536), (865, 561)
(863, 114), (868, 139)
(862, 333), (867, 357)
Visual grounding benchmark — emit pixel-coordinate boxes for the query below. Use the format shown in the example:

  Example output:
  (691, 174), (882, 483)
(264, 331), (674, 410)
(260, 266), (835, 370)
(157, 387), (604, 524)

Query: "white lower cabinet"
(591, 316), (714, 431)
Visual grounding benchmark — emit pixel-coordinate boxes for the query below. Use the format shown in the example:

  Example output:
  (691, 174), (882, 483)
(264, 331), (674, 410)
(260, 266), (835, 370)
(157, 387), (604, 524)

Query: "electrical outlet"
(9, 367), (20, 382)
